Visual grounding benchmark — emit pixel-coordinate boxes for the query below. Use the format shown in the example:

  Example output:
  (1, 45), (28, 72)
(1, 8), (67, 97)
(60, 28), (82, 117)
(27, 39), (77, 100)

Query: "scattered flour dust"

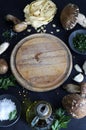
(0, 98), (16, 121)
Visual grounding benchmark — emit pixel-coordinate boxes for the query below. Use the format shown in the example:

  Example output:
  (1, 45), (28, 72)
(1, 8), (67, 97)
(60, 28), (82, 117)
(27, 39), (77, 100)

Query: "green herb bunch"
(51, 108), (71, 130)
(0, 75), (16, 90)
(2, 29), (16, 41)
(9, 109), (17, 121)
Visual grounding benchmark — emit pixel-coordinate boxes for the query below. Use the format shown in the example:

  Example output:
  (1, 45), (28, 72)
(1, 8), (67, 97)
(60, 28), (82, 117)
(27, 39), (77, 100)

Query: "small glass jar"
(26, 101), (54, 130)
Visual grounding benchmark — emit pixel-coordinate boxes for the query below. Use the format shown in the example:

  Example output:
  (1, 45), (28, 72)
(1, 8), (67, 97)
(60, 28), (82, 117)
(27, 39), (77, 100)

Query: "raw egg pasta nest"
(23, 0), (57, 29)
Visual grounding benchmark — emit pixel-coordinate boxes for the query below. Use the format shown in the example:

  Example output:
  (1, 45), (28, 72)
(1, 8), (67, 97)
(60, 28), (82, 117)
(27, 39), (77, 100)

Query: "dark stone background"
(0, 0), (86, 130)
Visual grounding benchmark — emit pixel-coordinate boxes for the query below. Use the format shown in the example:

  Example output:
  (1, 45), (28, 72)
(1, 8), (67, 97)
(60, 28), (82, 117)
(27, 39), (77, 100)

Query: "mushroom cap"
(62, 94), (86, 119)
(60, 3), (79, 30)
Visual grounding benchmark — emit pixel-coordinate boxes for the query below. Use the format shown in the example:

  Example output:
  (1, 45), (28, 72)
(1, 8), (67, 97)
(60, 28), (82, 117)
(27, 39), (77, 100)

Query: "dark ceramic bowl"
(0, 94), (21, 127)
(68, 29), (86, 55)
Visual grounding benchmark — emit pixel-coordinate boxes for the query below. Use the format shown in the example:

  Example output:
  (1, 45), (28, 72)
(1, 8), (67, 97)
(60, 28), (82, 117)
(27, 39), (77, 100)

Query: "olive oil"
(22, 100), (54, 130)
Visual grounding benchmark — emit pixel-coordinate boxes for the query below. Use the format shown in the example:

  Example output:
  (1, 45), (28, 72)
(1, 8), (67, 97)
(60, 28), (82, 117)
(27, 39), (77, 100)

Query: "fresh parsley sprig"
(9, 109), (17, 120)
(0, 75), (16, 90)
(2, 29), (16, 41)
(51, 108), (71, 130)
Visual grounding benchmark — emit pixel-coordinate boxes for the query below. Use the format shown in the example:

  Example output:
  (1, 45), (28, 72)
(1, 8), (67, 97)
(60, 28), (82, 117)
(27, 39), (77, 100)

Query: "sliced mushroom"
(5, 14), (28, 32)
(60, 3), (86, 30)
(0, 42), (9, 55)
(63, 84), (80, 93)
(62, 82), (86, 119)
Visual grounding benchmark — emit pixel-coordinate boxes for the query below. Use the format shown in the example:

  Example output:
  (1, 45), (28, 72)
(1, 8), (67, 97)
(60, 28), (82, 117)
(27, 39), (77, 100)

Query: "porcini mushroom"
(60, 3), (86, 30)
(0, 59), (8, 74)
(5, 14), (28, 32)
(62, 82), (86, 119)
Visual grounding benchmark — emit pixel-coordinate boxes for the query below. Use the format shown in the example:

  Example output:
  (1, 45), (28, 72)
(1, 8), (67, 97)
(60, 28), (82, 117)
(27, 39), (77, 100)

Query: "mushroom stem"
(80, 82), (86, 98)
(5, 14), (28, 32)
(77, 13), (86, 27)
(5, 14), (21, 25)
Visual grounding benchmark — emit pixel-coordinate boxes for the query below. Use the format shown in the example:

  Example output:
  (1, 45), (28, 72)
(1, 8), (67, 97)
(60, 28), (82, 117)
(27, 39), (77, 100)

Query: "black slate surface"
(0, 0), (86, 130)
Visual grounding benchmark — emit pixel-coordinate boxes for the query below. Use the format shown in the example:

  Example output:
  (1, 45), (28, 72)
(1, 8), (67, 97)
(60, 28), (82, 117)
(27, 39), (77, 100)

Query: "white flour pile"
(0, 98), (16, 121)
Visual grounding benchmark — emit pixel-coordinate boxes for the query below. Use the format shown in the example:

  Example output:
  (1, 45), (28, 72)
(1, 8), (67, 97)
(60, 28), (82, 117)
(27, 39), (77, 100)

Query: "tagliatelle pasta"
(23, 0), (57, 29)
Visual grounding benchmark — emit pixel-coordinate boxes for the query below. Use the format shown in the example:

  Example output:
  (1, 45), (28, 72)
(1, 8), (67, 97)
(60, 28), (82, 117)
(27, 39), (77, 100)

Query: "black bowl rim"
(0, 94), (21, 127)
(68, 29), (86, 55)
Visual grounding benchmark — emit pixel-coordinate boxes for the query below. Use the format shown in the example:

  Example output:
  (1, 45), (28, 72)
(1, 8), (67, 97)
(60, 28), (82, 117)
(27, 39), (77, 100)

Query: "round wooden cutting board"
(10, 33), (72, 92)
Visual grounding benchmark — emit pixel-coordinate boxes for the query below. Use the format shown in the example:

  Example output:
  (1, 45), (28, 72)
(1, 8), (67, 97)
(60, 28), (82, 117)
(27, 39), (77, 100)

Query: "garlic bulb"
(73, 73), (84, 83)
(74, 64), (82, 73)
(0, 42), (9, 55)
(83, 61), (86, 75)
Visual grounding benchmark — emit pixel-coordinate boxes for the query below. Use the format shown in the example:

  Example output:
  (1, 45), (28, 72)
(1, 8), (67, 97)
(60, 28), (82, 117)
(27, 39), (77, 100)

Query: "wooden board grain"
(10, 33), (72, 92)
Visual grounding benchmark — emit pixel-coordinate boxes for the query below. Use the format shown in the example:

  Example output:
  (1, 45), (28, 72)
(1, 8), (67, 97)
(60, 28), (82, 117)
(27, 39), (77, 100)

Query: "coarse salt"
(0, 98), (16, 121)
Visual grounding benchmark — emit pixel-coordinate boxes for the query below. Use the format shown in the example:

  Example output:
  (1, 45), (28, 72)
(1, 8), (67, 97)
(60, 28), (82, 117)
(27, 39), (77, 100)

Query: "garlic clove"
(73, 73), (84, 83)
(82, 61), (86, 75)
(74, 64), (82, 73)
(0, 42), (9, 55)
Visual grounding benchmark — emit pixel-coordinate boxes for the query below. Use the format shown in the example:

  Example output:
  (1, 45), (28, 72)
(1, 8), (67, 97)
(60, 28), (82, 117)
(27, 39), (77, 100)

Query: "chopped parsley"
(73, 33), (86, 53)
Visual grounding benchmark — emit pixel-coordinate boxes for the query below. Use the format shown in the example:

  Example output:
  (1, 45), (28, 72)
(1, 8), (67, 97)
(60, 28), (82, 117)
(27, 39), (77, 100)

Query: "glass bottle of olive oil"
(23, 100), (54, 130)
